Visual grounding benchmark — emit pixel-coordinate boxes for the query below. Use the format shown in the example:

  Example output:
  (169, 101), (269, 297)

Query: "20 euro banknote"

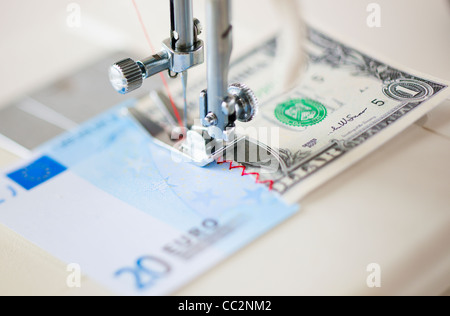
(0, 103), (298, 295)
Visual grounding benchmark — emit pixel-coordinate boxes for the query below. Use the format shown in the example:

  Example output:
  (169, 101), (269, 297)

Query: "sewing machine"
(109, 0), (260, 166)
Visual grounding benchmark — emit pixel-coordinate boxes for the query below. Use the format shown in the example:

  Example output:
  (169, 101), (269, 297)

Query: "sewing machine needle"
(181, 70), (188, 129)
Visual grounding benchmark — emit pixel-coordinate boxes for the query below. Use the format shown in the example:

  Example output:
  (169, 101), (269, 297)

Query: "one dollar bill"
(176, 26), (450, 201)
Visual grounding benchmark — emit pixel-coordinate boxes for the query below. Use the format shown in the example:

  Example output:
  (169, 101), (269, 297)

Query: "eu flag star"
(190, 189), (220, 206)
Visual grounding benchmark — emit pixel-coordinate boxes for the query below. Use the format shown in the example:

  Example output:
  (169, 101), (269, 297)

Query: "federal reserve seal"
(274, 99), (327, 127)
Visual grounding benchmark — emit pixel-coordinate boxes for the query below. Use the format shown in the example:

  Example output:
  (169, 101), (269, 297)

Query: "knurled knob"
(109, 58), (144, 94)
(228, 83), (259, 122)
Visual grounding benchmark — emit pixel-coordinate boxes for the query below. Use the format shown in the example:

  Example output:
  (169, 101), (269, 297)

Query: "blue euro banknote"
(0, 100), (298, 295)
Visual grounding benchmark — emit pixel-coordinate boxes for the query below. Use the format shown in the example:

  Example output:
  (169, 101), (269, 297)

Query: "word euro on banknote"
(173, 27), (450, 201)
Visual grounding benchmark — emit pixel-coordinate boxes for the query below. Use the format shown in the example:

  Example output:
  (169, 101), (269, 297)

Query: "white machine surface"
(0, 0), (449, 295)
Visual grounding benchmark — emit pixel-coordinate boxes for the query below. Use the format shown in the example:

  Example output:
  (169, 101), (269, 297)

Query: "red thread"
(217, 158), (274, 191)
(131, 0), (184, 128)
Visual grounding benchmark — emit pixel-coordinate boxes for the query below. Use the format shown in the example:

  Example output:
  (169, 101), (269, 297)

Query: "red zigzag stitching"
(217, 158), (274, 191)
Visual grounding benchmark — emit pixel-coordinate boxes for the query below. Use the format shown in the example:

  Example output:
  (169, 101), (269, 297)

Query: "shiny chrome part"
(193, 18), (203, 36)
(204, 112), (218, 127)
(172, 0), (195, 51)
(221, 96), (236, 116)
(109, 58), (144, 94)
(139, 51), (170, 78)
(199, 90), (208, 121)
(161, 38), (204, 73)
(181, 70), (189, 128)
(228, 83), (258, 123)
(204, 0), (233, 137)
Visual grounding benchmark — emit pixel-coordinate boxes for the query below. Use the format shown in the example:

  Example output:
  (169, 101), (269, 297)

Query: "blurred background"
(0, 0), (449, 108)
(0, 0), (449, 295)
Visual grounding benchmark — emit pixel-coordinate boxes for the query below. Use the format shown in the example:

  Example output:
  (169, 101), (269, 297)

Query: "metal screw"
(204, 112), (218, 127)
(194, 18), (203, 36)
(221, 96), (236, 116)
(228, 83), (259, 123)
